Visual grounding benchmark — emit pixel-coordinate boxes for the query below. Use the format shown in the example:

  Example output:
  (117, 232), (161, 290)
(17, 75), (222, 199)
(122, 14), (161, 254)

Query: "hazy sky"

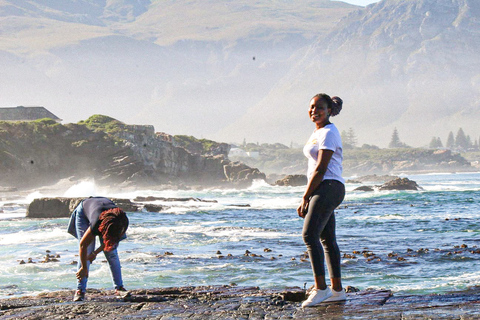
(338, 0), (380, 6)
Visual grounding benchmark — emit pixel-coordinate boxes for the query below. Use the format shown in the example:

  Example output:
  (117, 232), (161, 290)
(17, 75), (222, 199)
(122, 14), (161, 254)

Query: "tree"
(429, 136), (443, 149)
(446, 131), (455, 149)
(341, 128), (357, 149)
(429, 137), (436, 149)
(347, 127), (357, 148)
(455, 128), (468, 151)
(341, 130), (348, 144)
(436, 137), (443, 148)
(389, 128), (401, 148)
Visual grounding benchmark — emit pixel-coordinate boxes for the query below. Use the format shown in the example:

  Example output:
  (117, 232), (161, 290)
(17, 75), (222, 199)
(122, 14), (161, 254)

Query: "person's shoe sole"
(301, 289), (333, 307)
(324, 290), (346, 302)
(73, 291), (85, 302)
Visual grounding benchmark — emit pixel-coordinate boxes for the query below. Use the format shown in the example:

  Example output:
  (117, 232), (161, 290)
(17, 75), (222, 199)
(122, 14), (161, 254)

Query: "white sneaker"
(324, 288), (347, 302)
(301, 287), (333, 307)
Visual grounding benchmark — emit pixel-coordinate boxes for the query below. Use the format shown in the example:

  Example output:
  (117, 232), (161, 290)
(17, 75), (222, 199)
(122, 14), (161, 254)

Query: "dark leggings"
(302, 179), (345, 278)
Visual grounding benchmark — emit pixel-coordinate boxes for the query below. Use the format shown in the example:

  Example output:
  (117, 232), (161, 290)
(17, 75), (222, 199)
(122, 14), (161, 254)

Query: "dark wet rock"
(354, 185), (375, 192)
(27, 195), (225, 218)
(142, 204), (165, 212)
(111, 198), (140, 212)
(345, 286), (360, 293)
(134, 196), (217, 203)
(353, 177), (422, 192)
(274, 174), (307, 187)
(26, 197), (84, 218)
(379, 177), (421, 191)
(226, 204), (251, 207)
(26, 197), (140, 218)
(223, 161), (266, 185)
(1, 285), (479, 319)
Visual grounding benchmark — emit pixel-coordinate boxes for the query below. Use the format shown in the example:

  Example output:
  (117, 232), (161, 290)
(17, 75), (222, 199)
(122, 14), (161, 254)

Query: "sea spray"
(63, 180), (98, 197)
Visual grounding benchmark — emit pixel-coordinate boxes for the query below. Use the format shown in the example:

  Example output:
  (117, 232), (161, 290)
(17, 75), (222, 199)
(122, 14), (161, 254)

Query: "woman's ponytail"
(330, 96), (343, 117)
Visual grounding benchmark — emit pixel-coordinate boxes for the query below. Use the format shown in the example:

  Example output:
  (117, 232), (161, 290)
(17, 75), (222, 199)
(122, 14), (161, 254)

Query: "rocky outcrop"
(223, 161), (266, 186)
(1, 285), (480, 319)
(274, 174), (307, 187)
(353, 177), (421, 192)
(133, 196), (217, 203)
(379, 177), (421, 191)
(353, 186), (375, 192)
(26, 198), (140, 218)
(26, 196), (223, 218)
(26, 198), (84, 218)
(0, 117), (264, 189)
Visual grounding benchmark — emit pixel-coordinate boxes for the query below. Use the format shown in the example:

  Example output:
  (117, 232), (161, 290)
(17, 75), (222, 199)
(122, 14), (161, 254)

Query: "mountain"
(3, 0), (477, 148)
(223, 0), (480, 147)
(0, 0), (358, 142)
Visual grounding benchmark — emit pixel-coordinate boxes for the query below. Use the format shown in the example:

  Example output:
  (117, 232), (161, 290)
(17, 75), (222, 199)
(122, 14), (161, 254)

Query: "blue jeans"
(73, 202), (124, 292)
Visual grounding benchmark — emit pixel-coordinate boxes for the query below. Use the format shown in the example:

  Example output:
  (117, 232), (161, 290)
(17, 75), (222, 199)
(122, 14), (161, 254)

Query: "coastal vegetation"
(173, 135), (228, 156)
(230, 142), (477, 176)
(78, 114), (126, 133)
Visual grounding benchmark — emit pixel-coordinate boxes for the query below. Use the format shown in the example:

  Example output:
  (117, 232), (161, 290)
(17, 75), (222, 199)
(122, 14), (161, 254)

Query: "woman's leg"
(104, 247), (123, 289)
(302, 180), (345, 290)
(75, 203), (95, 292)
(320, 181), (345, 291)
(320, 214), (342, 291)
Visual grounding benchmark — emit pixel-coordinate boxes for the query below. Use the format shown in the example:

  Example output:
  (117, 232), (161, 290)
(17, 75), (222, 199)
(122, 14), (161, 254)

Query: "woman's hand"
(76, 267), (88, 280)
(297, 198), (309, 218)
(78, 227), (95, 280)
(87, 252), (97, 263)
(87, 244), (104, 263)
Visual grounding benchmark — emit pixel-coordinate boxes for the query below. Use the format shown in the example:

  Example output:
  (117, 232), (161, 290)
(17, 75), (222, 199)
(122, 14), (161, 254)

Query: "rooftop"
(0, 106), (62, 122)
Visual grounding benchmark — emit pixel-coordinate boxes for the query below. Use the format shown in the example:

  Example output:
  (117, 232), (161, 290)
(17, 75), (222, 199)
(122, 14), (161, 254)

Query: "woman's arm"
(76, 227), (95, 280)
(297, 149), (334, 218)
(87, 243), (105, 262)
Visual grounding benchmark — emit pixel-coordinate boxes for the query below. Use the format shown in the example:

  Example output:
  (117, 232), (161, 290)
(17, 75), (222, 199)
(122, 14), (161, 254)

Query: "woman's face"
(309, 97), (330, 125)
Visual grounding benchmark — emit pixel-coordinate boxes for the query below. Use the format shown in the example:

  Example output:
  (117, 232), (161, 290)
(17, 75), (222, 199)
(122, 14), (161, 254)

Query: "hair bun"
(331, 96), (343, 117)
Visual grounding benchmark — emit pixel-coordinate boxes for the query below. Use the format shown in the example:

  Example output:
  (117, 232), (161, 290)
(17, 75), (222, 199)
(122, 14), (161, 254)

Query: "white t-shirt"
(303, 123), (344, 184)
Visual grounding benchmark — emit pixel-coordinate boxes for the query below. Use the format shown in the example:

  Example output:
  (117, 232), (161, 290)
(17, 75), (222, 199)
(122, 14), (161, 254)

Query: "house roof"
(0, 106), (62, 121)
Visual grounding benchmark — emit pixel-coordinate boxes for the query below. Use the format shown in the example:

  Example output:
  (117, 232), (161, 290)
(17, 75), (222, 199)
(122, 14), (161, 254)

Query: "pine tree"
(341, 128), (357, 149)
(436, 137), (443, 148)
(429, 137), (442, 149)
(348, 127), (357, 148)
(389, 128), (401, 148)
(455, 128), (468, 151)
(446, 132), (455, 150)
(429, 137), (437, 149)
(341, 130), (349, 145)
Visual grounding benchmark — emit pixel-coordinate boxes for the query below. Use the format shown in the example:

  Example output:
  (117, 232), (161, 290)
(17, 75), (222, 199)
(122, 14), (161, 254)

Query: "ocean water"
(1, 172), (479, 299)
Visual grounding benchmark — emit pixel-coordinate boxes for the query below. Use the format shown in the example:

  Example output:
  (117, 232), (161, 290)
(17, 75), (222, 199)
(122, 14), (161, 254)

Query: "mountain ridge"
(1, 0), (479, 147)
(222, 0), (480, 146)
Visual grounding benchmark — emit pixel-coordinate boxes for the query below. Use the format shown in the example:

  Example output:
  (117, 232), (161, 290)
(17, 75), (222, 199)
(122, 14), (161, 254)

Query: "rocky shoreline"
(1, 285), (479, 319)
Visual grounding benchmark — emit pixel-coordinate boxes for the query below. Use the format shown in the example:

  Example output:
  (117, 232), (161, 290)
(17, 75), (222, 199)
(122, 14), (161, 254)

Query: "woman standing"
(298, 93), (346, 307)
(67, 197), (129, 301)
